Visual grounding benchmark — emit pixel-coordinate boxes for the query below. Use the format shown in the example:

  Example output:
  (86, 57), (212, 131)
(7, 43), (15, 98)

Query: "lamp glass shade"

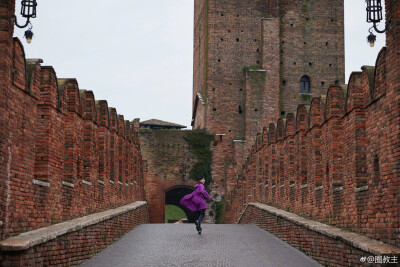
(369, 40), (375, 47)
(24, 29), (33, 44)
(366, 0), (383, 23)
(367, 32), (376, 47)
(20, 0), (37, 18)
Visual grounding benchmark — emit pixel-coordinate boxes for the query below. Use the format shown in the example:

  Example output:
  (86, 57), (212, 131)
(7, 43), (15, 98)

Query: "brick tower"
(192, 0), (345, 198)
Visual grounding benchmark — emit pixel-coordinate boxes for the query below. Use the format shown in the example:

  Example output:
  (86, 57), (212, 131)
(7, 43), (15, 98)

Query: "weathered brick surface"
(192, 0), (345, 211)
(240, 204), (400, 267)
(0, 3), (145, 240)
(0, 0), (14, 241)
(0, 204), (148, 267)
(193, 0), (208, 120)
(231, 73), (400, 246)
(230, 0), (400, 250)
(139, 130), (199, 223)
(279, 0), (345, 113)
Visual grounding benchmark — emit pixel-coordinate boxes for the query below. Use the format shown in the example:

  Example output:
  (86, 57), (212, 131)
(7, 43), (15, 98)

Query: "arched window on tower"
(300, 75), (311, 94)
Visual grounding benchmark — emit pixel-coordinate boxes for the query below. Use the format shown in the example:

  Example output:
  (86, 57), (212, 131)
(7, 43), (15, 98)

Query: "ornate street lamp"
(365, 0), (386, 47)
(13, 0), (37, 44)
(13, 0), (37, 28)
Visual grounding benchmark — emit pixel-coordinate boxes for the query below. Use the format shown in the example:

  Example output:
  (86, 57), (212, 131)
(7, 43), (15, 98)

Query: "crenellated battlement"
(0, 37), (145, 240)
(229, 44), (400, 247)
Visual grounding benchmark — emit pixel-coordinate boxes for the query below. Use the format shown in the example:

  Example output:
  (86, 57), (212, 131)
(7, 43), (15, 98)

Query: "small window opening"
(306, 18), (309, 21)
(293, 62), (296, 65)
(329, 64), (332, 67)
(304, 42), (307, 45)
(281, 111), (285, 115)
(236, 38), (240, 42)
(218, 59), (221, 62)
(309, 62), (312, 66)
(326, 42), (329, 46)
(228, 30), (231, 33)
(239, 106), (243, 114)
(220, 38), (224, 41)
(335, 80), (340, 85)
(300, 75), (311, 94)
(255, 109), (258, 112)
(290, 24), (294, 26)
(256, 60), (260, 64)
(212, 88), (216, 91)
(331, 19), (334, 22)
(257, 49), (260, 52)
(239, 88), (243, 91)
(321, 81), (325, 86)
(237, 15), (240, 17)
(213, 108), (217, 111)
(374, 155), (380, 172)
(282, 80), (286, 85)
(254, 39), (257, 42)
(221, 14), (224, 16)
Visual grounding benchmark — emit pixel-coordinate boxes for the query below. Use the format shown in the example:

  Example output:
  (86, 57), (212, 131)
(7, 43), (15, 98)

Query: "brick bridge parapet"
(0, 1), (146, 241)
(229, 0), (400, 251)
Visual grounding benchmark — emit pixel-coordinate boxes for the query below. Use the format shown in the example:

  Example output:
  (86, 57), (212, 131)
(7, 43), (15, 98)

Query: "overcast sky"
(13, 1), (386, 128)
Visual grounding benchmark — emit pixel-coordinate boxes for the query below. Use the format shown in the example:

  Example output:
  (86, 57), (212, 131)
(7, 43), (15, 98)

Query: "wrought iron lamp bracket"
(13, 14), (31, 29)
(372, 22), (387, 33)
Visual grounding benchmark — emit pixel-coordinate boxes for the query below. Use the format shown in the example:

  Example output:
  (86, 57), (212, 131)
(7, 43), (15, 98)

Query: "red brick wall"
(193, 0), (208, 124)
(240, 205), (378, 267)
(0, 2), (145, 239)
(0, 204), (148, 267)
(384, 0), (400, 248)
(139, 130), (198, 223)
(279, 0), (345, 113)
(229, 42), (400, 247)
(0, 0), (15, 241)
(194, 0), (271, 138)
(192, 93), (206, 130)
(192, 0), (345, 210)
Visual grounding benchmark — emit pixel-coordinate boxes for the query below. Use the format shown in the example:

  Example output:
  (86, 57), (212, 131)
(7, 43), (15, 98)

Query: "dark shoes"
(195, 221), (202, 234)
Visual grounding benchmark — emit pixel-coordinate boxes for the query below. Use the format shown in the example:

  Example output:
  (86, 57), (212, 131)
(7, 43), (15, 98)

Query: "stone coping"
(240, 202), (400, 255)
(0, 201), (147, 252)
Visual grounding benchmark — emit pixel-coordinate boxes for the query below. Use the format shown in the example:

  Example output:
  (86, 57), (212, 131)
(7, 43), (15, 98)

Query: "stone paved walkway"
(80, 224), (322, 267)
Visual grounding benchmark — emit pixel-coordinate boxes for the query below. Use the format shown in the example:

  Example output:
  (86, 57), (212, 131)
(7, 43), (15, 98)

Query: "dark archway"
(165, 186), (197, 223)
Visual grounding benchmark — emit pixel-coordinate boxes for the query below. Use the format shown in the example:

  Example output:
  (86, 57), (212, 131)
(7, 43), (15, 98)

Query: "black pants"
(196, 209), (206, 227)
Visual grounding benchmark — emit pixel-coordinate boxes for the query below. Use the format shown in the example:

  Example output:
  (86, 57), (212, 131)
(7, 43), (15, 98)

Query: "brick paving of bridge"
(80, 224), (322, 267)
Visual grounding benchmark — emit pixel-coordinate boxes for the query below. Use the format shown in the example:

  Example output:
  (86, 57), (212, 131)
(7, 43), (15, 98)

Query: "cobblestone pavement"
(80, 224), (322, 267)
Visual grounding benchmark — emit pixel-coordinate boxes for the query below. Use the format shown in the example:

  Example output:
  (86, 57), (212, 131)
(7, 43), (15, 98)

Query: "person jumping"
(180, 177), (211, 234)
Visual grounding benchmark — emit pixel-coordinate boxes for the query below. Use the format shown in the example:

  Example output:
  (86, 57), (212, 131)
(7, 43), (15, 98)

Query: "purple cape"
(180, 183), (211, 212)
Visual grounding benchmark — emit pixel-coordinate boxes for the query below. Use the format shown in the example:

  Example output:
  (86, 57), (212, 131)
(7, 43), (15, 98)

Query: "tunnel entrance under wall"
(165, 186), (197, 223)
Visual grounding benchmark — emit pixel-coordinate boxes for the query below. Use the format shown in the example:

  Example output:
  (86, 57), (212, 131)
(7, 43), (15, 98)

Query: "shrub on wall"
(183, 130), (214, 187)
(214, 199), (225, 224)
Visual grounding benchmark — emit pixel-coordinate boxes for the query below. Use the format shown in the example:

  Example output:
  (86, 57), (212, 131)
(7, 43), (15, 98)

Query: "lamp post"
(365, 0), (386, 47)
(13, 0), (37, 43)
